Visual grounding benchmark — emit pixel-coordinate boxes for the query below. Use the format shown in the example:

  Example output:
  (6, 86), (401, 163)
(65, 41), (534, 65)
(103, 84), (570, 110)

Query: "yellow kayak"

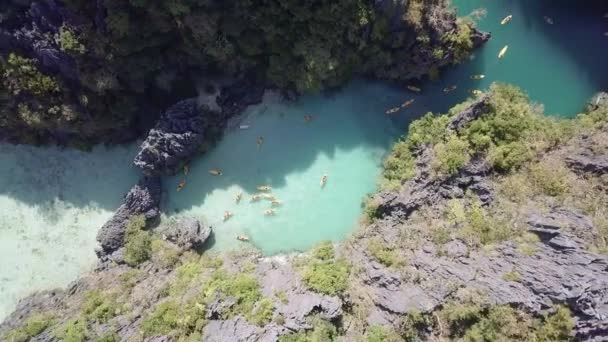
(236, 235), (250, 242)
(470, 90), (483, 96)
(257, 186), (272, 192)
(176, 179), (186, 192)
(498, 45), (509, 59)
(264, 209), (276, 216)
(209, 169), (223, 176)
(470, 74), (485, 80)
(500, 15), (513, 25)
(407, 85), (422, 92)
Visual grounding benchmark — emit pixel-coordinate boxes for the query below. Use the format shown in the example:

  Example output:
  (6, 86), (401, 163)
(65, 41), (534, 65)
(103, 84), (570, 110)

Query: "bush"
(82, 290), (123, 323)
(123, 215), (152, 266)
(459, 200), (512, 246)
(56, 25), (87, 55)
(367, 238), (398, 267)
(279, 316), (338, 342)
(535, 306), (575, 341)
(401, 310), (431, 341)
(302, 259), (351, 296)
(95, 332), (120, 342)
(140, 301), (181, 336)
(363, 325), (403, 342)
(312, 241), (335, 261)
(529, 160), (570, 197)
(54, 317), (88, 342)
(488, 141), (530, 172)
(2, 53), (60, 96)
(432, 134), (471, 176)
(203, 270), (262, 317)
(248, 298), (275, 326)
(152, 238), (181, 268)
(2, 313), (54, 342)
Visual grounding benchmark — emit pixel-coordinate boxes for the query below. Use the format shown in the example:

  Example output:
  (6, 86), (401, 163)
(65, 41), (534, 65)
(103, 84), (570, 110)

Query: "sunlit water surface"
(2, 0), (608, 321)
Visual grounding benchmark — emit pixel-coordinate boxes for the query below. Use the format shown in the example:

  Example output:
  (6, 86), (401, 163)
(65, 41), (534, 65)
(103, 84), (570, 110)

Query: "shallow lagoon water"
(0, 145), (139, 318)
(2, 0), (608, 321)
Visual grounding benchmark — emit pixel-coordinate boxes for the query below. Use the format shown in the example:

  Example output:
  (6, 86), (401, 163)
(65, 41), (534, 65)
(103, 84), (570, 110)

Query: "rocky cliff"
(1, 86), (607, 341)
(0, 0), (487, 146)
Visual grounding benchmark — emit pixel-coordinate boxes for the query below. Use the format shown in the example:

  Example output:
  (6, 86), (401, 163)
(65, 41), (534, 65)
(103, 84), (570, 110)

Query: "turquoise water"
(163, 83), (402, 254)
(446, 0), (608, 116)
(2, 0), (608, 321)
(0, 145), (139, 319)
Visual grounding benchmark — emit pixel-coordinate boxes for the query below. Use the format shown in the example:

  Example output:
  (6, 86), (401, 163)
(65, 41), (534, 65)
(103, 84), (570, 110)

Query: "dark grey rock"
(202, 316), (264, 342)
(377, 98), (494, 220)
(133, 99), (206, 176)
(566, 154), (608, 175)
(162, 217), (212, 251)
(447, 95), (491, 131)
(587, 92), (608, 112)
(96, 176), (161, 257)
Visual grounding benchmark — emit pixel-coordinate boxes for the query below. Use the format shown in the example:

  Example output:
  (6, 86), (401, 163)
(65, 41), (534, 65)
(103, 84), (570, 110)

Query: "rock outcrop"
(96, 176), (161, 257)
(133, 100), (206, 176)
(161, 217), (212, 251)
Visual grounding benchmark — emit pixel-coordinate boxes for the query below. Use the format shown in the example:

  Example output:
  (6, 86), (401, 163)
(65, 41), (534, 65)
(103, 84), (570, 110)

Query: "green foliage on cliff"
(383, 83), (570, 188)
(301, 242), (351, 295)
(123, 214), (152, 266)
(367, 238), (399, 267)
(279, 316), (339, 342)
(2, 53), (60, 96)
(54, 317), (89, 342)
(1, 313), (54, 342)
(82, 290), (124, 323)
(1, 0), (479, 143)
(363, 325), (403, 342)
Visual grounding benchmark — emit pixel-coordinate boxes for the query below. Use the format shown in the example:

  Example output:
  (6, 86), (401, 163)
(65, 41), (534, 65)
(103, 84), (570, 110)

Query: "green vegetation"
(1, 313), (54, 342)
(301, 242), (351, 295)
(54, 317), (88, 342)
(502, 270), (522, 282)
(401, 310), (432, 341)
(249, 297), (275, 326)
(363, 325), (403, 342)
(82, 290), (124, 323)
(458, 199), (513, 247)
(151, 238), (181, 268)
(123, 215), (152, 266)
(275, 290), (289, 304)
(95, 332), (120, 342)
(383, 84), (570, 187)
(2, 53), (60, 97)
(367, 238), (399, 267)
(432, 134), (471, 176)
(279, 316), (339, 342)
(435, 298), (575, 341)
(56, 25), (87, 55)
(1, 0), (478, 143)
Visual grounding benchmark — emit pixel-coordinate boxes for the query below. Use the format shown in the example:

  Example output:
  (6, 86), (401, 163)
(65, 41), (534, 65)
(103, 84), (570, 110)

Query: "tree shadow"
(0, 143), (140, 212)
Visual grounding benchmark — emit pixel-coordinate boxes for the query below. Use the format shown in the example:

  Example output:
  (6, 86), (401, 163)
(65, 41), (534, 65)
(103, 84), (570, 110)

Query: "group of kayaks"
(176, 161), (329, 243)
(385, 73), (487, 115)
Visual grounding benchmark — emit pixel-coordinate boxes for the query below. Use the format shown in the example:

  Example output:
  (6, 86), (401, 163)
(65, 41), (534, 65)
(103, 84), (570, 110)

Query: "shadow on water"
(0, 144), (140, 210)
(510, 0), (608, 90)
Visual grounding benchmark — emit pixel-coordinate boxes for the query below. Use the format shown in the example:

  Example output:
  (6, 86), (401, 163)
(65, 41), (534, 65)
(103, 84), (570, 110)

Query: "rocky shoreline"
(2, 88), (607, 341)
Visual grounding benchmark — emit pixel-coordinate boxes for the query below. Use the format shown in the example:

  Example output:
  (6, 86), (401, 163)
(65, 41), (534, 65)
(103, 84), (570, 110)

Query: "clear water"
(0, 145), (139, 319)
(446, 0), (608, 116)
(2, 0), (608, 321)
(163, 83), (402, 254)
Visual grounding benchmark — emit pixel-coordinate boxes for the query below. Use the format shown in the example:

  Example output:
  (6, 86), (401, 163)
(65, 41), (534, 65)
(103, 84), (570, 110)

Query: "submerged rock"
(96, 176), (161, 257)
